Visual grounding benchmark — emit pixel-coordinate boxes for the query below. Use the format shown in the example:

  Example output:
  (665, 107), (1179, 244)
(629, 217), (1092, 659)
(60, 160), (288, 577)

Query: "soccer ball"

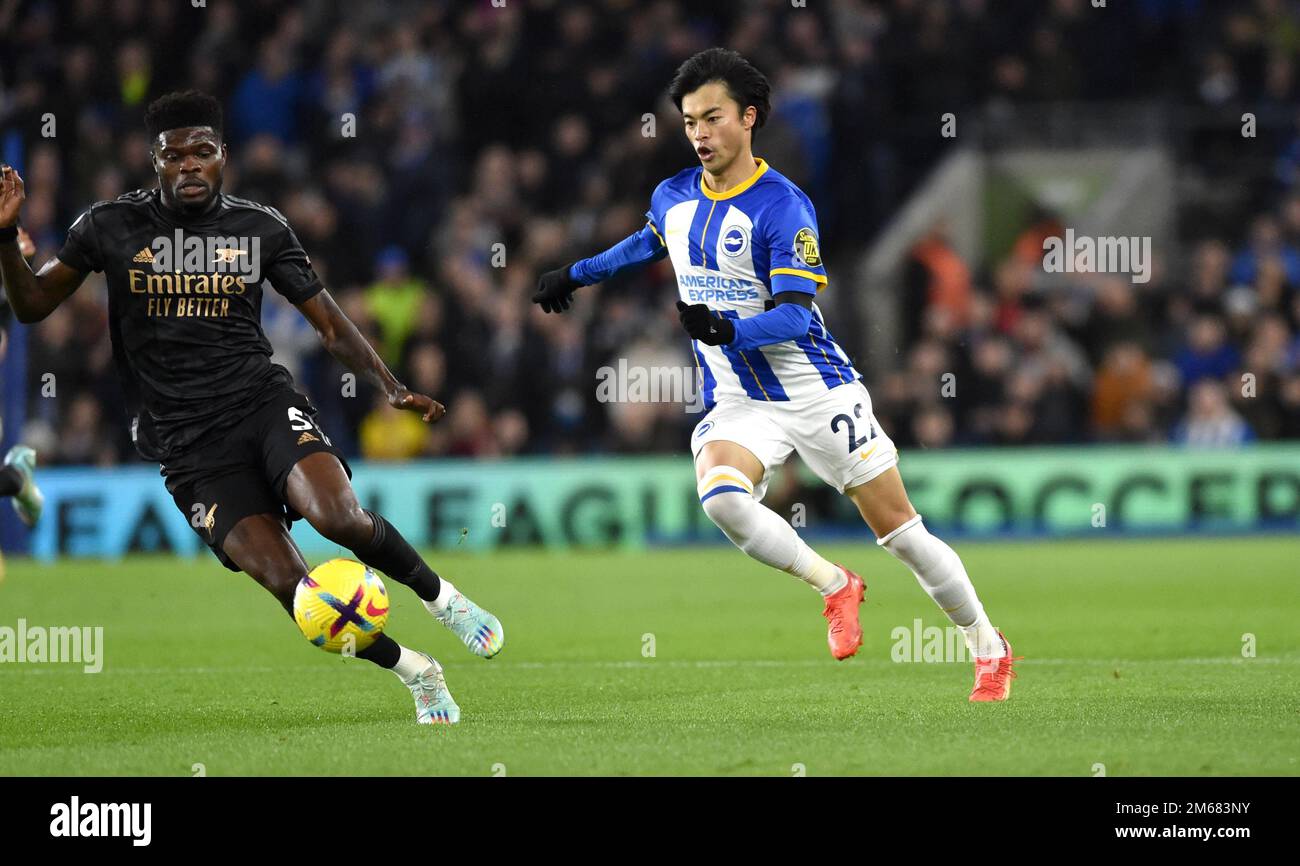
(293, 559), (390, 653)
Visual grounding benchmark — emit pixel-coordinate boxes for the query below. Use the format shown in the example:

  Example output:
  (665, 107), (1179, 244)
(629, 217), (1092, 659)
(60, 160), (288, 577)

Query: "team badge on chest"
(721, 225), (750, 258)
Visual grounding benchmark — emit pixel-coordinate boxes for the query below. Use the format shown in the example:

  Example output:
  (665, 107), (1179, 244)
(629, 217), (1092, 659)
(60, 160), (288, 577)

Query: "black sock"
(355, 510), (442, 602)
(0, 466), (22, 497)
(356, 631), (401, 669)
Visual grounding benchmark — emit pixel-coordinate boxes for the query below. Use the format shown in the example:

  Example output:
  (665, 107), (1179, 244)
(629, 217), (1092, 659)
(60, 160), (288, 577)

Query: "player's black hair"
(144, 90), (224, 142)
(668, 48), (771, 132)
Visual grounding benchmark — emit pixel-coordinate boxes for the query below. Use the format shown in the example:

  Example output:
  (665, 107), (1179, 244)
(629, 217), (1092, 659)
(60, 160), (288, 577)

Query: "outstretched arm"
(569, 223), (667, 285)
(0, 166), (87, 323)
(295, 288), (445, 423)
(533, 222), (667, 313)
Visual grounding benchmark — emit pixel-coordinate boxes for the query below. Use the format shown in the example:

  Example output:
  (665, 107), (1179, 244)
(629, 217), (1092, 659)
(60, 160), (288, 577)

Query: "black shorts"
(162, 387), (351, 572)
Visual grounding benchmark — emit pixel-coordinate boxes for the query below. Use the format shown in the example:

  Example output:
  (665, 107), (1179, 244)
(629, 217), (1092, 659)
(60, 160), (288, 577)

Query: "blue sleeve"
(764, 193), (827, 292)
(570, 223), (667, 285)
(729, 303), (812, 350)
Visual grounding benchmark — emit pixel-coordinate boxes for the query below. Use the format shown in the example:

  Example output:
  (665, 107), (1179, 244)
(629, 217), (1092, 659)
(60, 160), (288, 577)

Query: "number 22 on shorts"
(830, 403), (876, 458)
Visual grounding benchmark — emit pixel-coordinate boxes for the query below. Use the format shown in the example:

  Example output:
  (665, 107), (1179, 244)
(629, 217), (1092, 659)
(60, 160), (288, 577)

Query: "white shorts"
(690, 379), (899, 501)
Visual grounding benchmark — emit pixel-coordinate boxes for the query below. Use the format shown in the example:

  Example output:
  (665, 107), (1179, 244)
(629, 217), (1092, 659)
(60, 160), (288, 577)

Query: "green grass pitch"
(1, 537), (1296, 776)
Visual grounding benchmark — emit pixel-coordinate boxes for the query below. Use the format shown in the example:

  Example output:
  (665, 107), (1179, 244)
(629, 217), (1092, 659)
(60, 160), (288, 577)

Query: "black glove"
(676, 300), (735, 346)
(532, 265), (582, 313)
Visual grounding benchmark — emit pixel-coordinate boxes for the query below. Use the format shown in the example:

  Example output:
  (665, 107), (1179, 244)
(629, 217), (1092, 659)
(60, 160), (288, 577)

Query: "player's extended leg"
(695, 440), (865, 659)
(220, 512), (459, 724)
(283, 452), (503, 659)
(845, 467), (1020, 701)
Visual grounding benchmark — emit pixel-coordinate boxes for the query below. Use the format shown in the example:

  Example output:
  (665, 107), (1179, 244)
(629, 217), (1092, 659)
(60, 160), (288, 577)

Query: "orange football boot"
(969, 631), (1022, 702)
(822, 566), (865, 660)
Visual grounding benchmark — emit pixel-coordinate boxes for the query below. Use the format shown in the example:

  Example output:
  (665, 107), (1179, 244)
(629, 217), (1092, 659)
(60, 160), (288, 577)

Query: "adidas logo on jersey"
(132, 246), (154, 263)
(296, 432), (319, 445)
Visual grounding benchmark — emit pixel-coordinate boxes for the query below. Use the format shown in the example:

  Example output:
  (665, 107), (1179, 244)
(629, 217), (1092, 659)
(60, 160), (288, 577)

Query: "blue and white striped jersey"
(646, 158), (860, 408)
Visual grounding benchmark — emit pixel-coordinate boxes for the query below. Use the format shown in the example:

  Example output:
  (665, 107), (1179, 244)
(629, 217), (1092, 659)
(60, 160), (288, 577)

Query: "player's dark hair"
(144, 90), (224, 142)
(668, 48), (771, 133)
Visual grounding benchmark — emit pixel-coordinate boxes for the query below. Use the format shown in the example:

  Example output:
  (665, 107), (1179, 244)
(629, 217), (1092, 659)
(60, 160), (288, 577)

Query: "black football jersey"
(56, 188), (323, 462)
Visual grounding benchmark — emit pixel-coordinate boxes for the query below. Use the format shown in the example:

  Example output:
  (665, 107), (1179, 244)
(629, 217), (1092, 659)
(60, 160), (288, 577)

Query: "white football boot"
(403, 652), (460, 725)
(429, 590), (504, 659)
(3, 445), (43, 527)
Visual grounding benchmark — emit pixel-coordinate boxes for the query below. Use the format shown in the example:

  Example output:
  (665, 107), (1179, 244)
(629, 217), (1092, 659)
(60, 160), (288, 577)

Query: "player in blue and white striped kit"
(533, 49), (1018, 700)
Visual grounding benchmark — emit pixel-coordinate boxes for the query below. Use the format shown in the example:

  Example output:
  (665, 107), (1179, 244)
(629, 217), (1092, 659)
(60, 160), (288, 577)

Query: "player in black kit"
(0, 91), (499, 724)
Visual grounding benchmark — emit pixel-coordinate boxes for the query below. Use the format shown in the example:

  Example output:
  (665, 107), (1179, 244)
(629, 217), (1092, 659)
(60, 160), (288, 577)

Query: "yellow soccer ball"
(293, 559), (390, 653)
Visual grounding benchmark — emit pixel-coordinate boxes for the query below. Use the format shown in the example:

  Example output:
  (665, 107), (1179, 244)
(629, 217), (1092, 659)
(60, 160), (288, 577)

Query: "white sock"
(392, 645), (430, 682)
(958, 616), (1004, 659)
(425, 578), (457, 614)
(878, 515), (1004, 658)
(698, 466), (845, 595)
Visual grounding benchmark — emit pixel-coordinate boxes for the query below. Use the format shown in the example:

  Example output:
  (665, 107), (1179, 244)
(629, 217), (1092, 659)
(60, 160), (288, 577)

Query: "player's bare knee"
(304, 500), (370, 548)
(871, 509), (919, 540)
(848, 488), (917, 540)
(695, 441), (763, 484)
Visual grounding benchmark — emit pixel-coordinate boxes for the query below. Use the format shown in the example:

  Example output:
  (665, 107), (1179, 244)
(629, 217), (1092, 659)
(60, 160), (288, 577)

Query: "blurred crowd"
(2, 0), (1299, 465)
(884, 217), (1300, 449)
